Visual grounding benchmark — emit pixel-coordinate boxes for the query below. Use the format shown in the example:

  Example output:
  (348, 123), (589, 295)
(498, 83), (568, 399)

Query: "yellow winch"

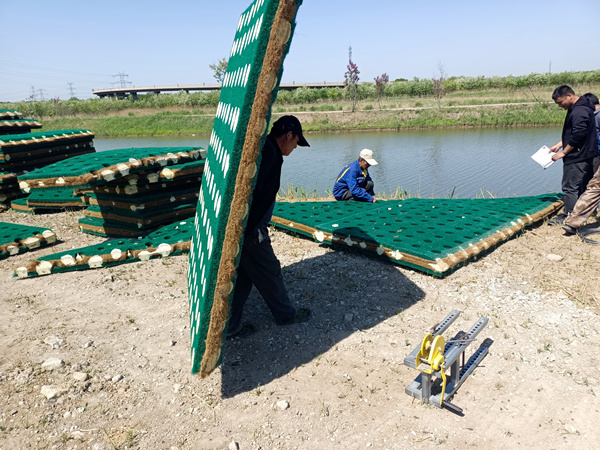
(404, 310), (492, 415)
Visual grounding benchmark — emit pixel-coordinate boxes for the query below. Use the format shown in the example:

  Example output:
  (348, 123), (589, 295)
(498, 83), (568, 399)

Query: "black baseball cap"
(271, 115), (310, 147)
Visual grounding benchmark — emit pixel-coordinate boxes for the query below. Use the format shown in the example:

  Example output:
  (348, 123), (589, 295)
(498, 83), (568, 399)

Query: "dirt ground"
(0, 208), (599, 450)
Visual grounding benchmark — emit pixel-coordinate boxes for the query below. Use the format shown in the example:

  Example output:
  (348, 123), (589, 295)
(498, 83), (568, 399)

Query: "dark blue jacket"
(332, 159), (375, 202)
(561, 96), (597, 165)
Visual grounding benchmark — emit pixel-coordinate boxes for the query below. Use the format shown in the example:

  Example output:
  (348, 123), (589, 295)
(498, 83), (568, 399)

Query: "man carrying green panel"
(227, 115), (311, 338)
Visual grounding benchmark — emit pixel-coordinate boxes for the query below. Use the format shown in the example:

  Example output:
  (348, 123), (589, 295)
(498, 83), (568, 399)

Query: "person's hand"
(551, 151), (565, 161)
(372, 198), (377, 203)
(549, 143), (561, 153)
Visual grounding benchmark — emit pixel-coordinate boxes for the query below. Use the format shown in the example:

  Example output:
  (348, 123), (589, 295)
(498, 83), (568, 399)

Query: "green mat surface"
(0, 221), (57, 259)
(188, 0), (303, 377)
(0, 119), (42, 134)
(15, 219), (194, 277)
(0, 110), (23, 120)
(0, 130), (93, 153)
(270, 194), (563, 277)
(18, 146), (204, 190)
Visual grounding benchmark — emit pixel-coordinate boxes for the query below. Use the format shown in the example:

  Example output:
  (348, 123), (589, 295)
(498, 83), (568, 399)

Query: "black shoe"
(226, 323), (256, 339)
(548, 214), (566, 226)
(278, 308), (311, 326)
(562, 224), (577, 235)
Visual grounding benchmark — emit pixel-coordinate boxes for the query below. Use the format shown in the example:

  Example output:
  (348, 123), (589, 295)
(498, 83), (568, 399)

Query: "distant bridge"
(92, 82), (345, 100)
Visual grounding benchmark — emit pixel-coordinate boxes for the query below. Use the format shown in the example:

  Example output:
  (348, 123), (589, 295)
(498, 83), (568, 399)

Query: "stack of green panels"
(0, 119), (42, 136)
(270, 194), (564, 277)
(0, 110), (23, 120)
(16, 146), (204, 214)
(0, 172), (23, 209)
(15, 219), (194, 278)
(188, 0), (303, 377)
(76, 155), (205, 236)
(0, 221), (57, 259)
(0, 130), (95, 174)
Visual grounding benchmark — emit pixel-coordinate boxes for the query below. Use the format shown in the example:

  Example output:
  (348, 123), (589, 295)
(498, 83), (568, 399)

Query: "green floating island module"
(14, 219), (193, 278)
(270, 194), (564, 277)
(0, 129), (95, 174)
(13, 147), (205, 231)
(0, 221), (57, 259)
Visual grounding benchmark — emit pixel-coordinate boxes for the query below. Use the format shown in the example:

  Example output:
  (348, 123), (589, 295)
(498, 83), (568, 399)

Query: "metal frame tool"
(403, 310), (493, 415)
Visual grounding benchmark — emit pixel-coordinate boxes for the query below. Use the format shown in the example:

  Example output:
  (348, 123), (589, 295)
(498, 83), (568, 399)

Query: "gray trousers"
(229, 227), (296, 332)
(562, 159), (594, 214)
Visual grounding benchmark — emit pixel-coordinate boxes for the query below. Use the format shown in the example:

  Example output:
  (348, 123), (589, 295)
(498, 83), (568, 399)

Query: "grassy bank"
(38, 102), (567, 137)
(3, 70), (599, 137)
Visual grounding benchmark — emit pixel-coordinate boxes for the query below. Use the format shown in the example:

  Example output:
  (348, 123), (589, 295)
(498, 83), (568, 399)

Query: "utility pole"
(30, 86), (37, 101)
(67, 82), (76, 99)
(112, 72), (132, 88)
(37, 89), (46, 101)
(548, 62), (551, 74)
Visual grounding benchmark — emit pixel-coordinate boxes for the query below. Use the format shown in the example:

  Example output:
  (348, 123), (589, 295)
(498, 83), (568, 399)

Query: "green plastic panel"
(18, 146), (204, 187)
(0, 130), (94, 153)
(271, 194), (564, 276)
(0, 221), (56, 259)
(188, 0), (303, 377)
(0, 110), (23, 120)
(14, 219), (194, 278)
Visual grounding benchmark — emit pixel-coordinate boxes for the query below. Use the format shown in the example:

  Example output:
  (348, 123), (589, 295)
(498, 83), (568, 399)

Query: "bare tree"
(209, 58), (228, 84)
(432, 62), (446, 107)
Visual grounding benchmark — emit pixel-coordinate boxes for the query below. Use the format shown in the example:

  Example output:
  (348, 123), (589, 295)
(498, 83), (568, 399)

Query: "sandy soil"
(0, 209), (599, 450)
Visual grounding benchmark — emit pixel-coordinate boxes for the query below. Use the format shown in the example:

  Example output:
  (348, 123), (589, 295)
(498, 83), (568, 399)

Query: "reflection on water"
(96, 126), (563, 199)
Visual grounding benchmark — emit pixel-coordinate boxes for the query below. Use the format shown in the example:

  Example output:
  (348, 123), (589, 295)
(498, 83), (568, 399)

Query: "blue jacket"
(333, 159), (375, 202)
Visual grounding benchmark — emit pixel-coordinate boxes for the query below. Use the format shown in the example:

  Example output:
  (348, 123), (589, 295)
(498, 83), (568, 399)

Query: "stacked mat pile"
(14, 218), (192, 278)
(0, 221), (57, 259)
(270, 194), (564, 277)
(0, 129), (95, 175)
(0, 172), (22, 211)
(0, 109), (42, 135)
(77, 158), (205, 237)
(16, 146), (204, 232)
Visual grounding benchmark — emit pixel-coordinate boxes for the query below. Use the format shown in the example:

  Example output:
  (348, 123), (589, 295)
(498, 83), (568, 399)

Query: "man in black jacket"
(548, 85), (596, 225)
(227, 116), (311, 338)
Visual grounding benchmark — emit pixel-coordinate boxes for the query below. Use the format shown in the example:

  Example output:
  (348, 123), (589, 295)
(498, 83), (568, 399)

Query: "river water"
(95, 126), (564, 199)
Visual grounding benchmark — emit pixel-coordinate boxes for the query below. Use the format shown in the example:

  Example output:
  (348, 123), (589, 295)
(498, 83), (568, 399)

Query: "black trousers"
(229, 228), (296, 332)
(562, 159), (594, 214)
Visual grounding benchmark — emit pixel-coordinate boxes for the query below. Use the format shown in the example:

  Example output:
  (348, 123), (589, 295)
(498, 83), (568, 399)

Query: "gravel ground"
(0, 209), (599, 449)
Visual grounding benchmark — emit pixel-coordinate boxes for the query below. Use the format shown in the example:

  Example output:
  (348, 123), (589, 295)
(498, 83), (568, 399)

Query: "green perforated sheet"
(0, 119), (42, 135)
(270, 194), (563, 277)
(0, 130), (94, 153)
(0, 110), (23, 120)
(0, 221), (57, 259)
(18, 147), (204, 189)
(0, 140), (94, 163)
(188, 0), (303, 377)
(14, 219), (194, 278)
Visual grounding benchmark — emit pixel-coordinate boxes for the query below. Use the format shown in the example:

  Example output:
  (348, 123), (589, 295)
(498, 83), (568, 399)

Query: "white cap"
(359, 148), (378, 166)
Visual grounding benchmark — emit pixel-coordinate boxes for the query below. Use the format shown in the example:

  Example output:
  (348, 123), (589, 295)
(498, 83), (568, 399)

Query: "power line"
(67, 82), (76, 98)
(112, 72), (132, 88)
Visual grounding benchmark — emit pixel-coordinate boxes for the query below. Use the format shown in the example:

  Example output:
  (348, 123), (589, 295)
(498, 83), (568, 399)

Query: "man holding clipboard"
(546, 85), (596, 225)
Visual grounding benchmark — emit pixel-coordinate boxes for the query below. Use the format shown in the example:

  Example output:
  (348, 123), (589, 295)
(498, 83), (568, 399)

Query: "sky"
(1, 0), (599, 102)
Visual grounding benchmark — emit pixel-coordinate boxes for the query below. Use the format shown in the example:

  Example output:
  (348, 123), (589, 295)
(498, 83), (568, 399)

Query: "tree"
(344, 46), (360, 112)
(432, 63), (446, 107)
(374, 73), (389, 110)
(209, 58), (228, 84)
